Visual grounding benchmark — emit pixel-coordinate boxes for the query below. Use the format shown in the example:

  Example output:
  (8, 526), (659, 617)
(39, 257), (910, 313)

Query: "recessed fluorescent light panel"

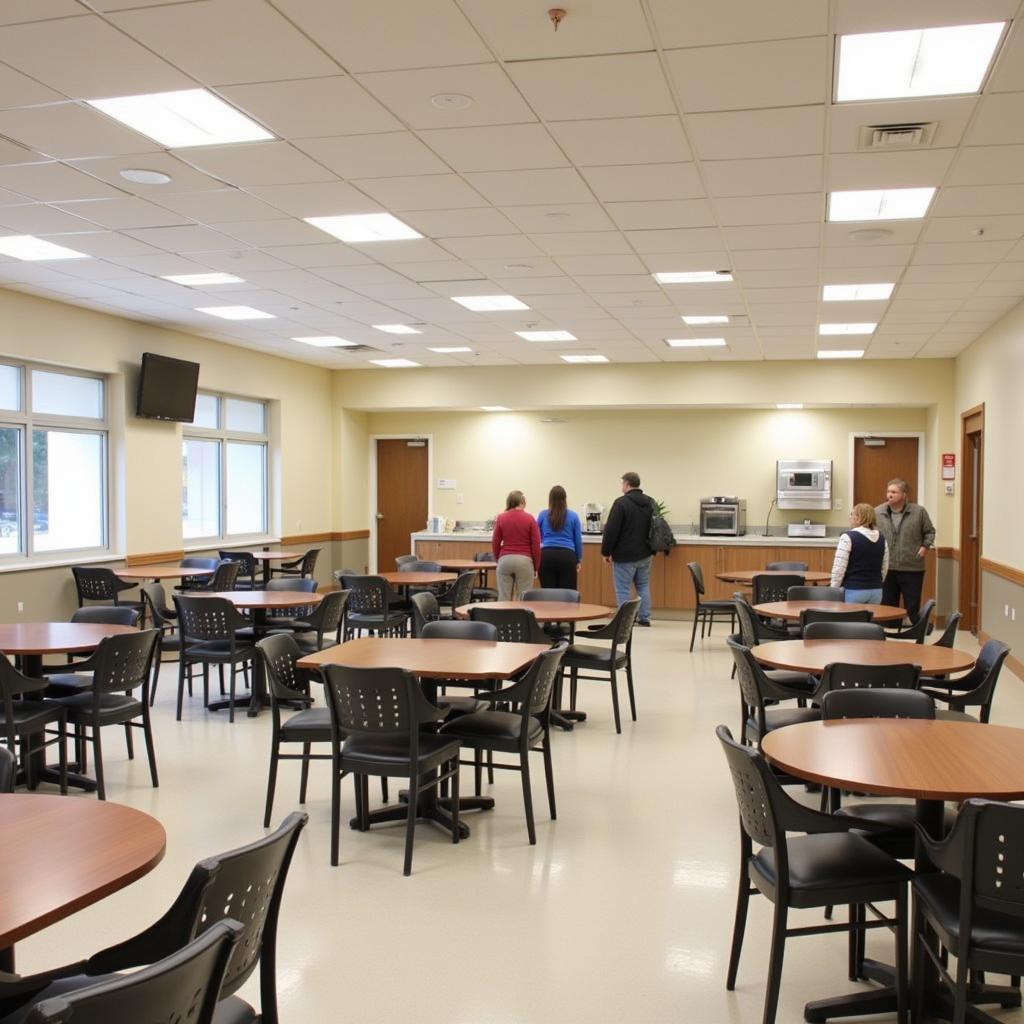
(682, 315), (729, 325)
(817, 350), (865, 360)
(822, 283), (894, 302)
(370, 358), (420, 368)
(665, 338), (728, 348)
(304, 213), (421, 243)
(516, 330), (577, 342)
(196, 306), (275, 320)
(654, 271), (733, 284)
(87, 89), (273, 148)
(373, 324), (421, 334)
(777, 403), (804, 410)
(836, 23), (1005, 102)
(480, 406), (509, 412)
(819, 323), (876, 335)
(560, 354), (608, 364)
(292, 336), (357, 348)
(828, 188), (935, 222)
(0, 235), (90, 261)
(162, 273), (244, 286)
(451, 295), (530, 311)
(429, 346), (473, 353)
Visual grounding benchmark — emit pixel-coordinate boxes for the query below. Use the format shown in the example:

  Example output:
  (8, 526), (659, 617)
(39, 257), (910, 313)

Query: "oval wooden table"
(762, 719), (1024, 1022)
(716, 569), (832, 585)
(115, 564), (214, 582)
(752, 638), (975, 675)
(436, 559), (497, 572)
(240, 549), (304, 585)
(378, 571), (458, 588)
(752, 600), (907, 624)
(0, 794), (166, 971)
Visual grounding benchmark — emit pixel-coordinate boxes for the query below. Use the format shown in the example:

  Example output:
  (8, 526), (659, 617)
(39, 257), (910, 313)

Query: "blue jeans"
(612, 557), (652, 622)
(845, 588), (882, 604)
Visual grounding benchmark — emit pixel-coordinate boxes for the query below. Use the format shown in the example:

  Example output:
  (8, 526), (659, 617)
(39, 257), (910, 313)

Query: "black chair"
(562, 598), (639, 734)
(71, 567), (144, 622)
(24, 921), (244, 1024)
(4, 813), (307, 1024)
(41, 607), (140, 698)
(802, 621), (886, 641)
(287, 590), (347, 654)
(0, 745), (14, 793)
(173, 595), (255, 723)
(931, 612), (962, 649)
(717, 724), (911, 1024)
(920, 638), (1011, 723)
(0, 655), (67, 794)
(410, 591), (441, 636)
(751, 573), (805, 605)
(788, 585), (845, 601)
(218, 550), (259, 590)
(766, 561), (808, 571)
(687, 562), (737, 651)
(48, 630), (160, 801)
(419, 620), (494, 717)
(815, 661), (921, 699)
(394, 554), (418, 567)
(340, 575), (410, 639)
(321, 665), (461, 875)
(912, 800), (1024, 1024)
(726, 637), (819, 749)
(175, 556), (219, 591)
(471, 551), (498, 602)
(731, 595), (814, 694)
(468, 606), (551, 645)
(189, 559), (241, 593)
(884, 598), (935, 643)
(140, 583), (179, 705)
(270, 547), (321, 580)
(522, 586), (580, 637)
(799, 608), (873, 633)
(436, 571), (478, 619)
(440, 644), (567, 845)
(399, 559), (441, 572)
(257, 578), (319, 633)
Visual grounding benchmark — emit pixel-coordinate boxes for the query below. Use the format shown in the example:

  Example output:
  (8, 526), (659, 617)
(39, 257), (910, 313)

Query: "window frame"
(182, 390), (270, 545)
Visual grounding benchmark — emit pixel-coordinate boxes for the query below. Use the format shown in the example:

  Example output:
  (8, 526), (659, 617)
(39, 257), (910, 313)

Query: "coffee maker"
(584, 503), (604, 534)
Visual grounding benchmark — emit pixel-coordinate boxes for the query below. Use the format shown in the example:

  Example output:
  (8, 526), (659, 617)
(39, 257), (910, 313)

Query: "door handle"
(376, 513), (384, 520)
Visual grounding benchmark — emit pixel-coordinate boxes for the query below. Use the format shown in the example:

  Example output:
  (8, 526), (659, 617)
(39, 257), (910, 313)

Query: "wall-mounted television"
(136, 352), (200, 422)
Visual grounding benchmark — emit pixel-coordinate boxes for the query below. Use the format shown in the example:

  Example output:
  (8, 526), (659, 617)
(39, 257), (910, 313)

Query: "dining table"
(716, 569), (833, 585)
(297, 636), (549, 838)
(240, 549), (304, 586)
(762, 718), (1024, 1022)
(752, 600), (907, 624)
(114, 564), (214, 583)
(752, 638), (975, 676)
(377, 570), (458, 590)
(0, 794), (166, 972)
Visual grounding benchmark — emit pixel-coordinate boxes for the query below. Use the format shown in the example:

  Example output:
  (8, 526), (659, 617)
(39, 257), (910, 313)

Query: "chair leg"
(142, 713), (158, 788)
(56, 717), (68, 795)
(92, 726), (105, 801)
(487, 749), (494, 785)
(474, 748), (483, 796)
(625, 658), (637, 722)
(264, 741), (279, 829)
(847, 904), (860, 980)
(609, 667), (622, 734)
(450, 758), (460, 845)
(520, 751), (536, 845)
(124, 722), (134, 759)
(402, 769), (418, 876)
(542, 737), (556, 820)
(150, 658), (160, 707)
(227, 664), (237, 724)
(894, 889), (909, 1024)
(299, 741), (311, 804)
(726, 874), (750, 990)
(176, 657), (187, 721)
(380, 777), (388, 803)
(330, 755), (342, 866)
(762, 901), (788, 1024)
(689, 610), (699, 651)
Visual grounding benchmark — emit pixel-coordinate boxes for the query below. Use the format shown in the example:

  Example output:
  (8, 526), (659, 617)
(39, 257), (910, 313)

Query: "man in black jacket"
(601, 471), (654, 626)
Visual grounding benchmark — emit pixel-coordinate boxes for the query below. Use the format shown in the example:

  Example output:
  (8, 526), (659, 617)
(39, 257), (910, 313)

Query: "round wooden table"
(753, 600), (907, 624)
(752, 639), (974, 675)
(454, 600), (612, 626)
(716, 569), (832, 585)
(378, 571), (458, 587)
(436, 559), (497, 572)
(115, 564), (214, 582)
(0, 794), (165, 970)
(240, 550), (304, 585)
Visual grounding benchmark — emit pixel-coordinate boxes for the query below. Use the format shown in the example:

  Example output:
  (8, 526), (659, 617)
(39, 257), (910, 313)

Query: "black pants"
(539, 547), (578, 590)
(882, 570), (925, 621)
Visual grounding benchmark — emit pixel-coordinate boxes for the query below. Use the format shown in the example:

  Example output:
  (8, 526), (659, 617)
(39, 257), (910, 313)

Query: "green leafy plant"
(651, 498), (670, 519)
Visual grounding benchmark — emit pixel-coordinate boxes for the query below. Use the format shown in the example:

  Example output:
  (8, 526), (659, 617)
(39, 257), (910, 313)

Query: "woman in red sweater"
(491, 490), (541, 600)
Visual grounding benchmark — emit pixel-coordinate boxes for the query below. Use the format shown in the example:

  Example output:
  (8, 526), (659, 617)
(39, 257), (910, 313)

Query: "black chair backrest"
(716, 724), (779, 849)
(473, 551), (492, 563)
(70, 605), (139, 627)
(522, 588), (581, 603)
(89, 630), (160, 697)
(891, 598), (936, 642)
(410, 591), (441, 636)
(265, 578), (318, 593)
(932, 611), (962, 648)
(521, 643), (567, 716)
(788, 585), (845, 601)
(752, 573), (805, 604)
(343, 575), (392, 615)
(257, 633), (309, 703)
(726, 636), (767, 713)
(610, 597), (641, 646)
(686, 561), (706, 597)
(767, 561), (808, 571)
(468, 606), (549, 644)
(219, 550), (257, 579)
(800, 608), (873, 631)
(731, 594), (759, 648)
(178, 557), (219, 589)
(27, 921), (244, 1024)
(817, 661), (921, 694)
(441, 571), (477, 610)
(0, 653), (47, 748)
(321, 665), (439, 740)
(421, 620), (497, 641)
(802, 621), (886, 641)
(299, 589), (346, 641)
(945, 639), (1011, 720)
(399, 560), (440, 572)
(395, 554), (417, 566)
(0, 744), (15, 793)
(296, 548), (320, 577)
(821, 688), (935, 720)
(71, 566), (121, 602)
(206, 559), (241, 592)
(141, 583), (173, 629)
(173, 595), (248, 642)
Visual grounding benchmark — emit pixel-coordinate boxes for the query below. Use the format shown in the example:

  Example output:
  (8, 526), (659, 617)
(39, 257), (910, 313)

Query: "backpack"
(648, 512), (675, 554)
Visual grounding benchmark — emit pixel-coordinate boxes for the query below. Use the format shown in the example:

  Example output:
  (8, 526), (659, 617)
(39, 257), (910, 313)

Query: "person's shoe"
(637, 619), (651, 627)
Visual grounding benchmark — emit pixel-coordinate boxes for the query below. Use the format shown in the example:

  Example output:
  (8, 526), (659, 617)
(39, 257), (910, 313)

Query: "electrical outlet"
(16, 601), (23, 613)
(456, 493), (464, 504)
(833, 500), (843, 510)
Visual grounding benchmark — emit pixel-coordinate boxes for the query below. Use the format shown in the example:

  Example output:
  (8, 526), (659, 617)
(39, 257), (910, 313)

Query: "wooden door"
(375, 439), (428, 571)
(853, 436), (919, 507)
(959, 407), (984, 633)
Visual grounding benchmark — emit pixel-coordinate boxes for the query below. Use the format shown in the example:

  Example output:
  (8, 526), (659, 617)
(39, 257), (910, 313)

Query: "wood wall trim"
(125, 550), (184, 566)
(279, 532), (334, 545)
(978, 630), (1024, 683)
(980, 557), (1024, 588)
(336, 530), (370, 542)
(935, 547), (956, 559)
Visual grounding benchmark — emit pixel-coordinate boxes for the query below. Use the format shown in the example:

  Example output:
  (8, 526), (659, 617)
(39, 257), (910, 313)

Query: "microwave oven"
(699, 497), (746, 536)
(777, 459), (832, 510)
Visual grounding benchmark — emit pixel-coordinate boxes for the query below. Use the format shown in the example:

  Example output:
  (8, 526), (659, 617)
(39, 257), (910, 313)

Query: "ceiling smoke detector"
(431, 93), (473, 110)
(120, 168), (171, 185)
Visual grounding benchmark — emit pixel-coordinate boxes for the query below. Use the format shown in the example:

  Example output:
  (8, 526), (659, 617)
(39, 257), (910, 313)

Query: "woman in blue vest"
(830, 502), (889, 603)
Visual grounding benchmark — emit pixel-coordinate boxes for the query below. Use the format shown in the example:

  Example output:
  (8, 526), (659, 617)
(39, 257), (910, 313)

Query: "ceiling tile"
(901, 264), (994, 284)
(246, 181), (379, 218)
(253, 242), (372, 268)
(531, 231), (633, 256)
(912, 240), (1015, 264)
(947, 146), (1024, 187)
(723, 223), (821, 250)
(469, 258), (564, 279)
(123, 224), (244, 253)
(388, 259), (482, 282)
(733, 248), (819, 270)
(0, 204), (98, 234)
(296, 133), (449, 179)
(354, 173), (487, 211)
(933, 185), (1024, 217)
(820, 265), (907, 284)
(830, 97), (978, 153)
(895, 282), (977, 300)
(625, 228), (724, 254)
(149, 189), (284, 224)
(687, 106), (825, 161)
(741, 286), (818, 304)
(211, 219), (328, 247)
(402, 207), (516, 238)
(417, 124), (567, 173)
(737, 269), (818, 287)
(0, 62), (64, 108)
(822, 245), (914, 268)
(648, 0), (826, 48)
(665, 37), (828, 113)
(575, 274), (660, 293)
(175, 142), (336, 188)
(438, 234), (542, 259)
(67, 153), (227, 194)
(555, 254), (647, 277)
(500, 204), (615, 233)
(581, 164), (704, 202)
(0, 103), (156, 160)
(988, 21), (1024, 93)
(0, 162), (124, 202)
(605, 199), (715, 231)
(714, 194), (822, 226)
(188, 250), (293, 273)
(965, 93), (1024, 146)
(547, 115), (690, 167)
(822, 221), (923, 247)
(827, 150), (956, 190)
(463, 168), (592, 206)
(54, 196), (187, 229)
(0, 138), (36, 167)
(702, 155), (823, 197)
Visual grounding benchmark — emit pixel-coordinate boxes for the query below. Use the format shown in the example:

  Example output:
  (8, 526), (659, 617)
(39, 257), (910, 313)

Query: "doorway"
(373, 438), (429, 572)
(852, 435), (921, 508)
(959, 406), (984, 634)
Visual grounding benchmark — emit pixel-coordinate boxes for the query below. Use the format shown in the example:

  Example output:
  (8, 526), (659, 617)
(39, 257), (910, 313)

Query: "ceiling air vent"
(858, 122), (937, 150)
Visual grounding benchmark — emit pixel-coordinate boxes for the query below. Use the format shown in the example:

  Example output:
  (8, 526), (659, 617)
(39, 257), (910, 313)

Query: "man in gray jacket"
(875, 478), (936, 621)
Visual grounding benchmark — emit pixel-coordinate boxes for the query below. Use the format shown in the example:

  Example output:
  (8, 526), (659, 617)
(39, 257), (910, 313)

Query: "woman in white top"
(830, 502), (889, 604)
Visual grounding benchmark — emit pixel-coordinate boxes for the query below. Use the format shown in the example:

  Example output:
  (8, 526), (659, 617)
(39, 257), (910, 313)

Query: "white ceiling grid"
(0, 0), (1017, 367)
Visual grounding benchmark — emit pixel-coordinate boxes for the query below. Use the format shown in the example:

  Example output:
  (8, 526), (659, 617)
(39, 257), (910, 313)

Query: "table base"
(349, 791), (491, 840)
(552, 709), (586, 731)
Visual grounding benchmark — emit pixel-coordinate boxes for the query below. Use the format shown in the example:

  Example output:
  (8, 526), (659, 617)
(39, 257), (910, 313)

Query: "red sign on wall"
(941, 453), (956, 480)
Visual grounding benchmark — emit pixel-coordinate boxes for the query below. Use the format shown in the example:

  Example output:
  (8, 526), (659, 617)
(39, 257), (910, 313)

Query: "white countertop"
(412, 530), (839, 547)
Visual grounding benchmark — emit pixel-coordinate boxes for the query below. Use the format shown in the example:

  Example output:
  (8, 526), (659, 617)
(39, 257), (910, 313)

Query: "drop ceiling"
(0, 0), (1021, 368)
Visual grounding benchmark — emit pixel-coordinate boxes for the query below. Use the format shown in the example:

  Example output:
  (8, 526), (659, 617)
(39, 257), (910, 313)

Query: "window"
(0, 362), (108, 560)
(182, 392), (268, 541)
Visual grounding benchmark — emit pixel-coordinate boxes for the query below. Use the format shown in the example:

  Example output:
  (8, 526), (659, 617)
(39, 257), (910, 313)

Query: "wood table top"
(716, 569), (833, 584)
(378, 571), (458, 586)
(0, 622), (138, 656)
(762, 719), (1024, 801)
(752, 638), (975, 675)
(454, 601), (612, 623)
(753, 600), (907, 623)
(193, 591), (324, 610)
(297, 637), (549, 679)
(437, 559), (497, 571)
(116, 564), (214, 580)
(0, 794), (165, 949)
(241, 550), (303, 561)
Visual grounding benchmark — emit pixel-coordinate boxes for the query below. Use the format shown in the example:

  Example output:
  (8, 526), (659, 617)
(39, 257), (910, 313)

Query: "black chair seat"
(765, 669), (816, 691)
(440, 709), (544, 746)
(346, 611), (409, 630)
(914, 872), (1024, 956)
(278, 707), (330, 741)
(0, 700), (64, 730)
(212, 995), (258, 1024)
(563, 643), (627, 669)
(934, 707), (978, 723)
(747, 705), (820, 737)
(752, 832), (913, 909)
(0, 972), (117, 1024)
(182, 640), (255, 663)
(436, 696), (488, 716)
(50, 691), (143, 724)
(703, 597), (740, 611)
(341, 732), (459, 769)
(836, 802), (957, 834)
(43, 672), (93, 697)
(471, 587), (498, 601)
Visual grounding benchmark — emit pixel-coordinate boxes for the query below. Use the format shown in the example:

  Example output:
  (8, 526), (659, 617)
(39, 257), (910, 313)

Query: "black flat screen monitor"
(136, 352), (200, 422)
